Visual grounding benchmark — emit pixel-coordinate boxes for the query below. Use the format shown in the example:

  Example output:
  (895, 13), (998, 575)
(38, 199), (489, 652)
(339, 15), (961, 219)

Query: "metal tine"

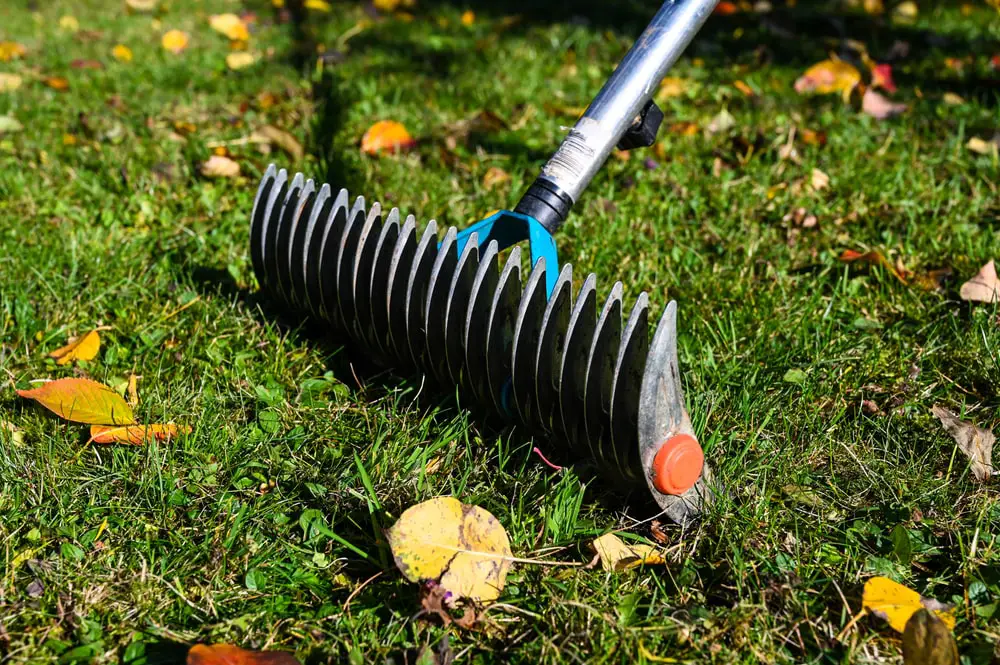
(314, 190), (353, 327)
(423, 227), (460, 384)
(249, 164), (277, 288)
(443, 232), (481, 388)
(609, 292), (649, 483)
(533, 264), (574, 436)
(350, 203), (385, 345)
(257, 168), (288, 296)
(333, 198), (370, 335)
(484, 246), (522, 415)
(294, 183), (330, 314)
(267, 172), (304, 304)
(511, 258), (548, 427)
(582, 282), (623, 469)
(386, 215), (417, 367)
(463, 240), (500, 406)
(302, 186), (343, 319)
(558, 273), (597, 453)
(281, 177), (316, 309)
(366, 208), (401, 360)
(405, 221), (439, 368)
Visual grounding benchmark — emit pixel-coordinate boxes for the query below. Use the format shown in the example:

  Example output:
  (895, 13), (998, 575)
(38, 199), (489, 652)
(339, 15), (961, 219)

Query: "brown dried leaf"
(253, 125), (303, 161)
(932, 406), (994, 482)
(89, 423), (191, 445)
(959, 260), (1000, 303)
(903, 609), (959, 665)
(200, 155), (240, 178)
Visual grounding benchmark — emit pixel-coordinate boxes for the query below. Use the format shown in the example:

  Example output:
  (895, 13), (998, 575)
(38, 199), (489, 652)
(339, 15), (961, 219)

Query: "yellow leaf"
(793, 59), (862, 101)
(17, 378), (136, 425)
(161, 29), (189, 54)
(48, 330), (100, 365)
(89, 423), (191, 445)
(125, 0), (158, 13)
(360, 120), (416, 155)
(1, 419), (23, 446)
(373, 0), (401, 10)
(0, 73), (22, 93)
(967, 137), (998, 156)
(226, 52), (257, 70)
(657, 76), (689, 100)
(893, 0), (918, 20)
(592, 533), (665, 571)
(942, 92), (965, 106)
(59, 15), (80, 32)
(481, 166), (510, 190)
(304, 0), (331, 11)
(209, 13), (250, 42)
(903, 609), (959, 665)
(111, 44), (133, 62)
(0, 41), (27, 62)
(862, 577), (956, 633)
(44, 77), (70, 91)
(200, 155), (240, 178)
(387, 496), (512, 602)
(126, 374), (140, 408)
(461, 10), (475, 25)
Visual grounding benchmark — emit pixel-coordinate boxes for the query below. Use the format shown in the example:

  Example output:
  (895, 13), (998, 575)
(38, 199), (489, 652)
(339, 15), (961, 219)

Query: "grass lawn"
(2, 0), (1000, 662)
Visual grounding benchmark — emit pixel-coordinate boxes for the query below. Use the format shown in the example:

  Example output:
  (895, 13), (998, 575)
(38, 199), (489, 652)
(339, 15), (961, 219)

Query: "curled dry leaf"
(481, 166), (510, 190)
(17, 378), (135, 426)
(187, 643), (299, 665)
(794, 59), (861, 101)
(361, 120), (416, 155)
(387, 496), (512, 602)
(209, 14), (250, 42)
(48, 329), (100, 365)
(810, 168), (830, 191)
(932, 406), (994, 482)
(0, 73), (22, 93)
(0, 41), (27, 62)
(862, 89), (908, 119)
(591, 533), (665, 571)
(226, 52), (257, 71)
(252, 125), (303, 161)
(112, 44), (133, 62)
(201, 155), (240, 178)
(959, 260), (1000, 303)
(903, 609), (959, 665)
(862, 576), (956, 633)
(89, 423), (192, 445)
(839, 249), (909, 283)
(162, 30), (189, 54)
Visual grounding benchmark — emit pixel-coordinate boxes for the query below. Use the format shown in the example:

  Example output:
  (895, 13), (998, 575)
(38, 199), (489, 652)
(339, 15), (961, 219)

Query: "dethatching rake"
(250, 0), (719, 523)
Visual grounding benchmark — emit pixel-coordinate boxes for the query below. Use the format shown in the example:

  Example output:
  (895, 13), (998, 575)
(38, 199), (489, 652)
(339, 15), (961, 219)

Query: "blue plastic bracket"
(449, 210), (559, 298)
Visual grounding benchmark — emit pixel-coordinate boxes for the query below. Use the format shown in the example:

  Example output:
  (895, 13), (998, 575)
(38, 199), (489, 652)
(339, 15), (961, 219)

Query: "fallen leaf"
(481, 166), (509, 190)
(226, 52), (257, 70)
(903, 609), (959, 665)
(71, 59), (103, 70)
(591, 533), (665, 571)
(811, 168), (830, 191)
(111, 44), (133, 62)
(0, 114), (23, 133)
(893, 0), (918, 21)
(966, 137), (999, 156)
(44, 77), (70, 91)
(125, 0), (158, 12)
(942, 92), (965, 106)
(48, 330), (100, 365)
(713, 1), (739, 14)
(162, 30), (189, 54)
(126, 374), (140, 408)
(705, 108), (735, 134)
(187, 643), (299, 665)
(59, 15), (80, 32)
(932, 406), (994, 482)
(794, 59), (861, 101)
(387, 496), (512, 602)
(733, 79), (755, 96)
(0, 73), (22, 93)
(0, 41), (27, 62)
(89, 423), (191, 445)
(252, 125), (303, 160)
(870, 64), (896, 93)
(209, 14), (250, 42)
(200, 155), (240, 178)
(959, 260), (1000, 303)
(304, 0), (331, 11)
(862, 89), (908, 119)
(863, 0), (885, 14)
(17, 378), (136, 425)
(839, 249), (909, 283)
(461, 10), (475, 25)
(657, 77), (689, 100)
(862, 577), (956, 633)
(1, 420), (24, 446)
(361, 120), (416, 155)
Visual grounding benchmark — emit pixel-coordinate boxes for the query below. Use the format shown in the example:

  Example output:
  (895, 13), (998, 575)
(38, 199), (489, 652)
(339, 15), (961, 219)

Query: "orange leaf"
(713, 1), (739, 14)
(360, 120), (416, 155)
(44, 77), (70, 91)
(89, 423), (191, 445)
(794, 59), (861, 101)
(48, 329), (100, 365)
(187, 643), (300, 665)
(17, 378), (135, 425)
(0, 41), (27, 62)
(461, 10), (475, 25)
(162, 30), (189, 54)
(839, 249), (909, 283)
(870, 63), (896, 93)
(209, 14), (250, 42)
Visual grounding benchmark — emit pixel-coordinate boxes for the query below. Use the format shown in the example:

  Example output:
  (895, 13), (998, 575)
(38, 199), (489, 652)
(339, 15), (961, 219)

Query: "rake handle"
(514, 0), (719, 233)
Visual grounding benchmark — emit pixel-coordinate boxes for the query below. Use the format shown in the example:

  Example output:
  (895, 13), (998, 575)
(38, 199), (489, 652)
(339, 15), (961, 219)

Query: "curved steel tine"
(249, 164), (277, 289)
(258, 168), (288, 296)
(405, 221), (439, 369)
(351, 203), (385, 344)
(269, 172), (304, 304)
(297, 183), (332, 315)
(386, 215), (417, 366)
(485, 246), (522, 415)
(314, 189), (351, 327)
(443, 232), (480, 388)
(511, 258), (548, 428)
(609, 292), (649, 482)
(533, 264), (573, 436)
(582, 282), (623, 469)
(558, 273), (597, 452)
(334, 197), (369, 335)
(283, 178), (317, 308)
(367, 208), (400, 359)
(463, 240), (500, 405)
(423, 227), (459, 383)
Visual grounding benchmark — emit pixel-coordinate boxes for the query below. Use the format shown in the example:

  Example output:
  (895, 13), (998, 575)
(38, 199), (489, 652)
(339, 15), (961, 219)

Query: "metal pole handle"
(515, 0), (718, 232)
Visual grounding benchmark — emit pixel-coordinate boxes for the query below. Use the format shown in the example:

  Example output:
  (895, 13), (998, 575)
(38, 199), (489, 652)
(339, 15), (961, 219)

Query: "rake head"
(250, 166), (713, 523)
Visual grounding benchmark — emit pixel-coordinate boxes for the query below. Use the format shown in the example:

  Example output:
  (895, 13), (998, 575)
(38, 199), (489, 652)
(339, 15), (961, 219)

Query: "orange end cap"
(652, 434), (704, 496)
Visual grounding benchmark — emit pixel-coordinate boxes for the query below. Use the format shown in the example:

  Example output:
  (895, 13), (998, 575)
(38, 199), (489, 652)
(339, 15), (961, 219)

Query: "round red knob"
(651, 434), (704, 496)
